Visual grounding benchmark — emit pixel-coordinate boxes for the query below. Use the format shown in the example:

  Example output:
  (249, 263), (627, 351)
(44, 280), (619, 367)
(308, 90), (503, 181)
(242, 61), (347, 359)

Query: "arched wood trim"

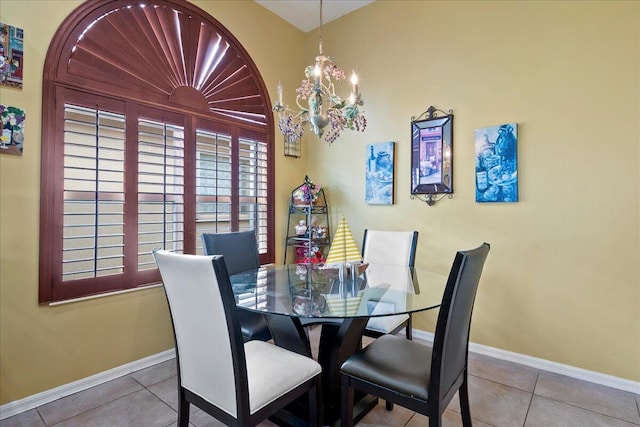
(39, 0), (275, 303)
(43, 0), (273, 128)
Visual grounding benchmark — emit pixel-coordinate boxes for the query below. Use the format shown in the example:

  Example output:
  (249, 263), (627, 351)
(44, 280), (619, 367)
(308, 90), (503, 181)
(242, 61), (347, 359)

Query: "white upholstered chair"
(153, 250), (322, 427)
(361, 229), (419, 339)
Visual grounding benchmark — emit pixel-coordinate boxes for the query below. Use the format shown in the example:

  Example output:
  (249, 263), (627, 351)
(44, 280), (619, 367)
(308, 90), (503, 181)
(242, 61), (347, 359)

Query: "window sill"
(48, 283), (164, 306)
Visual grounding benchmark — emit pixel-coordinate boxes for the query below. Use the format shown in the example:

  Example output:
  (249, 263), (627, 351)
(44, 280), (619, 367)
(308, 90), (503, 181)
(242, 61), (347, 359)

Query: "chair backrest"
(362, 230), (418, 267)
(153, 250), (248, 418)
(201, 230), (260, 276)
(429, 243), (490, 406)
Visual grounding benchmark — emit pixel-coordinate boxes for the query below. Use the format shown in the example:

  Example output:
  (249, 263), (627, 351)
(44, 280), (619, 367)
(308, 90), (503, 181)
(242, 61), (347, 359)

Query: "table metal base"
(265, 315), (373, 426)
(269, 394), (378, 427)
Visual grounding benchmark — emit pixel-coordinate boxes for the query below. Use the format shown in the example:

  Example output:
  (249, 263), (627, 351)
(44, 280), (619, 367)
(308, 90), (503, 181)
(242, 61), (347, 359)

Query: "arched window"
(39, 0), (274, 303)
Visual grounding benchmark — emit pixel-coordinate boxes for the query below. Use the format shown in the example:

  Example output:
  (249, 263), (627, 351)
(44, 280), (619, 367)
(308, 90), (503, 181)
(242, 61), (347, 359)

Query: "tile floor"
(2, 329), (639, 427)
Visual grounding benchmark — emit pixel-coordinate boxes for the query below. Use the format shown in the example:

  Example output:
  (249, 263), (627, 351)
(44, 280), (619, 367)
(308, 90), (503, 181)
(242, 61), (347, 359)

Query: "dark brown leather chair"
(201, 231), (271, 342)
(341, 243), (490, 427)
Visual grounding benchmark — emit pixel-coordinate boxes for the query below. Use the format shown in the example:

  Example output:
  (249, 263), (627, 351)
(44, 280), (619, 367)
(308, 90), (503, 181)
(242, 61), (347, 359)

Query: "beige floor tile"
(146, 376), (279, 426)
(51, 389), (176, 427)
(36, 375), (143, 426)
(147, 376), (211, 425)
(182, 412), (277, 427)
(147, 376), (179, 409)
(0, 409), (46, 427)
(534, 371), (640, 425)
(448, 375), (531, 427)
(131, 359), (177, 388)
(356, 399), (415, 426)
(525, 395), (639, 427)
(468, 352), (539, 392)
(186, 408), (228, 427)
(406, 409), (493, 427)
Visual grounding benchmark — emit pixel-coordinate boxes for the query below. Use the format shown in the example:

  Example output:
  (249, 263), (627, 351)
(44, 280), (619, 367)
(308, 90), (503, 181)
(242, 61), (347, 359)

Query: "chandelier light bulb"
(277, 81), (283, 105)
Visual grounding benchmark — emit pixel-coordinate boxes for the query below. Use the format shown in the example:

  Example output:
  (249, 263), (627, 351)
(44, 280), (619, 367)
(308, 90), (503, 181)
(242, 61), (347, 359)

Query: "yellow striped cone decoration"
(324, 215), (362, 266)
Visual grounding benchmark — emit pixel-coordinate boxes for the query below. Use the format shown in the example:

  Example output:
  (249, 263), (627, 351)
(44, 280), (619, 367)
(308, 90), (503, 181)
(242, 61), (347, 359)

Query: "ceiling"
(254, 0), (374, 32)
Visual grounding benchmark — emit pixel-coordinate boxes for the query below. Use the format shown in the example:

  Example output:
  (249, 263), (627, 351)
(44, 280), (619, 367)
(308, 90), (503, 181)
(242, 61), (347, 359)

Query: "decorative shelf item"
(284, 176), (330, 264)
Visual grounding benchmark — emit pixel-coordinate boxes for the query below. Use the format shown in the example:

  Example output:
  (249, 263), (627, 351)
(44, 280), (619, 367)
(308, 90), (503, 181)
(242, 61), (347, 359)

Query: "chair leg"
(177, 387), (190, 427)
(341, 379), (355, 427)
(428, 414), (442, 427)
(384, 316), (410, 412)
(459, 375), (473, 427)
(309, 377), (323, 427)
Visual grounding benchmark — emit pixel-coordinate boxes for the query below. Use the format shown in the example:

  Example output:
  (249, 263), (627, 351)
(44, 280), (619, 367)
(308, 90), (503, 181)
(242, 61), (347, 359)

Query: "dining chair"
(201, 231), (272, 342)
(340, 243), (490, 427)
(361, 229), (419, 340)
(154, 250), (323, 427)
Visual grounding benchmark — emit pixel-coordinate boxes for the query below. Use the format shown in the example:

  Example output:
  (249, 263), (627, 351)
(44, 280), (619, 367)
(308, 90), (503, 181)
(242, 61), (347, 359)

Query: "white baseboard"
(411, 329), (640, 394)
(3, 332), (639, 420)
(0, 349), (175, 420)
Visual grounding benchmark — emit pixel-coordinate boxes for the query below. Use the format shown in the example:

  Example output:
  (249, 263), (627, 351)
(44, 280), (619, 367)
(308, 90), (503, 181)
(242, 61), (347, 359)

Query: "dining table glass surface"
(230, 262), (448, 319)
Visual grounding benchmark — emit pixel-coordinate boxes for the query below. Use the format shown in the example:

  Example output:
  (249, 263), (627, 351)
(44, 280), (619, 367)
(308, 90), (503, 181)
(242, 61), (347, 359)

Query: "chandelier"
(273, 0), (366, 147)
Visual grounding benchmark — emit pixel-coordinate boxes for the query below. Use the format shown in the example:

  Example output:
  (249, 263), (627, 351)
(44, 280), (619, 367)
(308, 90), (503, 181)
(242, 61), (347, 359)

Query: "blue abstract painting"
(475, 123), (518, 202)
(366, 142), (395, 205)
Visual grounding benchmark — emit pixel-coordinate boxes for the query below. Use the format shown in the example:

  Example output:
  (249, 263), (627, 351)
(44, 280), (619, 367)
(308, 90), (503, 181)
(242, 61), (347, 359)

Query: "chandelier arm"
(322, 83), (336, 106)
(326, 81), (336, 96)
(295, 96), (310, 112)
(292, 109), (309, 120)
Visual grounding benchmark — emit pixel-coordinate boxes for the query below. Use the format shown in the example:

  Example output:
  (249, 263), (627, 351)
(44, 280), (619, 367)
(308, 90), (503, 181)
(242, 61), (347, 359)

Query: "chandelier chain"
(318, 0), (323, 55)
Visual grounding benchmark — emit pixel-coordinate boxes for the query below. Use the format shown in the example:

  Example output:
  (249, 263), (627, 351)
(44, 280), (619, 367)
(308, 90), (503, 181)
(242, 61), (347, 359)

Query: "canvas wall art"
(365, 142), (395, 205)
(0, 23), (24, 88)
(1, 104), (25, 156)
(475, 123), (518, 202)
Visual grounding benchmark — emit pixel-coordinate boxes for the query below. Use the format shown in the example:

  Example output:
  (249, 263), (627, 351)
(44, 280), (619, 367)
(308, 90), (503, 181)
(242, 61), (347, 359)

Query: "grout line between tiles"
(534, 395), (640, 426)
(521, 370), (540, 427)
(40, 387), (144, 427)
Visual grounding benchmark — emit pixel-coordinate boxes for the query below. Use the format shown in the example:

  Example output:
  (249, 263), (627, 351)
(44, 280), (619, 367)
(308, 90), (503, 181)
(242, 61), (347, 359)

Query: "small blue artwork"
(366, 141), (395, 205)
(475, 123), (518, 203)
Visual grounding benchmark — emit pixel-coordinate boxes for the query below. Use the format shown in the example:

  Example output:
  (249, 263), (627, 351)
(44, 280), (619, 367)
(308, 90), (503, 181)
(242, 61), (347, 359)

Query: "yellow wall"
(306, 1), (639, 381)
(0, 0), (638, 406)
(0, 0), (306, 404)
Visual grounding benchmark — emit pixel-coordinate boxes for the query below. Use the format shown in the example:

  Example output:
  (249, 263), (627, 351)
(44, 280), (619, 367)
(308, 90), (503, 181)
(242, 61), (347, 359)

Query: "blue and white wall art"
(365, 141), (395, 205)
(475, 123), (518, 203)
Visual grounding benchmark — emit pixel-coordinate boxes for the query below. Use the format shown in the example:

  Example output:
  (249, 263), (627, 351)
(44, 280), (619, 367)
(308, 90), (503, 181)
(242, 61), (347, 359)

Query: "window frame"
(39, 0), (275, 303)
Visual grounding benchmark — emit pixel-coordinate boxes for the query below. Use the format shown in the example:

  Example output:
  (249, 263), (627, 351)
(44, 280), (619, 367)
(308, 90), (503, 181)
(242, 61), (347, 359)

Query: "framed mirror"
(410, 107), (453, 197)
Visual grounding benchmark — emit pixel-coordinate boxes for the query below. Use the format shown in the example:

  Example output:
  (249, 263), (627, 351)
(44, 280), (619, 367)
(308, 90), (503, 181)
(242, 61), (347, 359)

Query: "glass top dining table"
(229, 262), (449, 426)
(229, 262), (448, 319)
